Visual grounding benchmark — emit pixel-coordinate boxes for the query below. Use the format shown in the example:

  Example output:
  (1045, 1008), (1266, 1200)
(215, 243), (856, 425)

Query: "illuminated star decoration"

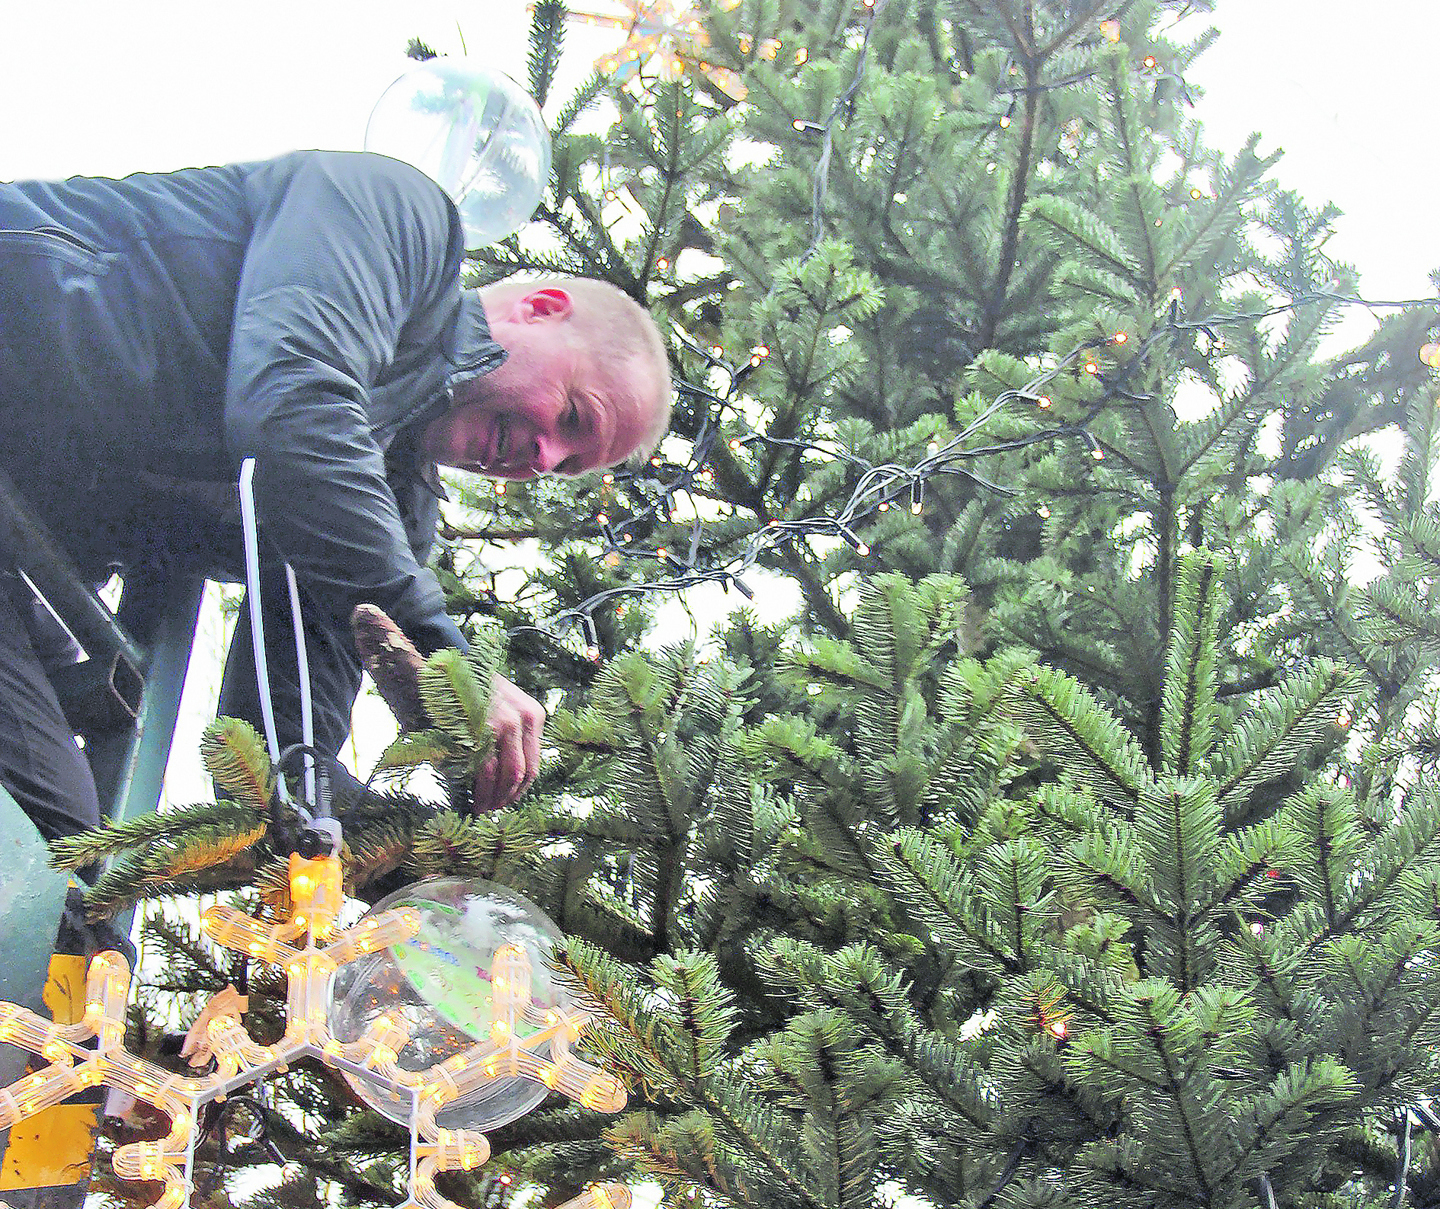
(555, 0), (748, 98)
(0, 852), (630, 1209)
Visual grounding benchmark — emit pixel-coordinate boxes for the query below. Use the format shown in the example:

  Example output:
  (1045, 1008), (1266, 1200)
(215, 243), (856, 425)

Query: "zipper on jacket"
(372, 346), (506, 443)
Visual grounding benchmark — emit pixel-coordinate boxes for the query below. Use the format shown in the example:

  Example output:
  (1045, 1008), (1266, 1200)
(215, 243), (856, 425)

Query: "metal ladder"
(0, 467), (204, 1207)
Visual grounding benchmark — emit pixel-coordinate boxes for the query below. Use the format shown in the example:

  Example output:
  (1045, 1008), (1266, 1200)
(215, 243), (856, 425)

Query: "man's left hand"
(472, 673), (545, 812)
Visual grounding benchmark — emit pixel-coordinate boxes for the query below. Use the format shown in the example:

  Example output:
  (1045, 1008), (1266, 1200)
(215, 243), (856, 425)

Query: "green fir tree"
(49, 1), (1440, 1207)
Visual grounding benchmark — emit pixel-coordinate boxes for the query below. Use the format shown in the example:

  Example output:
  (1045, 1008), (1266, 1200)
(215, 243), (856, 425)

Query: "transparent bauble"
(328, 878), (571, 1131)
(365, 59), (551, 248)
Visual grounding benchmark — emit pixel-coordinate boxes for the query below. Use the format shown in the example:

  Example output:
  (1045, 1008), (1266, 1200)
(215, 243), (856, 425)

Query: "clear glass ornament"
(328, 878), (572, 1131)
(365, 59), (551, 248)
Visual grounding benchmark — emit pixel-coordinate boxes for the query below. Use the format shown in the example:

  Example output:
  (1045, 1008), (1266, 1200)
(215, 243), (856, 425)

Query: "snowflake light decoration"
(556, 0), (747, 97)
(0, 853), (630, 1209)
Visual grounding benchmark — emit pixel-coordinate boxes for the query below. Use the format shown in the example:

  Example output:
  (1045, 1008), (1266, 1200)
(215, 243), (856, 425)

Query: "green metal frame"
(0, 469), (204, 1204)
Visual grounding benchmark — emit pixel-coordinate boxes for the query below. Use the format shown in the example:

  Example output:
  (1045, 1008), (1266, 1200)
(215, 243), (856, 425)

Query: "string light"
(1420, 343), (1440, 369)
(489, 3), (1440, 669)
(495, 288), (1440, 663)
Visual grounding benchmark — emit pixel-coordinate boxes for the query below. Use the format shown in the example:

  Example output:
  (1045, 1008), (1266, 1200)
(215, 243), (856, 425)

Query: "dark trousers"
(0, 505), (364, 841)
(0, 576), (100, 841)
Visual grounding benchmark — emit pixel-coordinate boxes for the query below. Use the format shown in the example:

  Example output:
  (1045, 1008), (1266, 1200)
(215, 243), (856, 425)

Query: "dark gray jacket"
(0, 149), (504, 656)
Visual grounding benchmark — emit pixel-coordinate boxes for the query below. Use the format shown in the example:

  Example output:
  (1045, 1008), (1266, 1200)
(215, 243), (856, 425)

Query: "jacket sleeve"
(223, 152), (467, 656)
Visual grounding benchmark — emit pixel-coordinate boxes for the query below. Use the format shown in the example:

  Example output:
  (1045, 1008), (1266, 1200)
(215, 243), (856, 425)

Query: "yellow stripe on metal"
(0, 1102), (98, 1188)
(0, 952), (98, 1189)
(42, 952), (88, 1025)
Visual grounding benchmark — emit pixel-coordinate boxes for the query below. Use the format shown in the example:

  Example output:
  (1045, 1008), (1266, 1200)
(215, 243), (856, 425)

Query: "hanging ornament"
(366, 59), (552, 248)
(0, 853), (629, 1209)
(330, 878), (618, 1131)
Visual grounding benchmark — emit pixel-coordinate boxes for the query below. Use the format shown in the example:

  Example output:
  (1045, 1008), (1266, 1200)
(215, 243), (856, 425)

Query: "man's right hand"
(351, 605), (543, 812)
(470, 673), (545, 813)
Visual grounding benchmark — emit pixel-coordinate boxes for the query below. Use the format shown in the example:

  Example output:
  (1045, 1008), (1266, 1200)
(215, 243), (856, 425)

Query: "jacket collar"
(443, 289), (508, 393)
(402, 288), (508, 502)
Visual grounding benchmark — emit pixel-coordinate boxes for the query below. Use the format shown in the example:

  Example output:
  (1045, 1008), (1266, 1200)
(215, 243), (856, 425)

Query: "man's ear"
(521, 287), (573, 321)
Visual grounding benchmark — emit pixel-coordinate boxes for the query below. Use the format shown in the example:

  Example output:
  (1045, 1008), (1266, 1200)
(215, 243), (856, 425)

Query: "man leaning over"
(0, 148), (671, 839)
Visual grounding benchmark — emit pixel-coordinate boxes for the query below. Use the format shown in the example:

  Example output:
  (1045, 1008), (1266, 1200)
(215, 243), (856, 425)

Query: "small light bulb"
(1419, 343), (1440, 369)
(1085, 362), (1099, 375)
(1091, 447), (1105, 461)
(1143, 55), (1157, 69)
(1037, 395), (1052, 409)
(1113, 331), (1127, 344)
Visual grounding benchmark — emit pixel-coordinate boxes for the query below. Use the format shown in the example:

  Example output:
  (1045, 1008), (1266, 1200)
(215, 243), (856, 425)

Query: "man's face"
(421, 287), (659, 480)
